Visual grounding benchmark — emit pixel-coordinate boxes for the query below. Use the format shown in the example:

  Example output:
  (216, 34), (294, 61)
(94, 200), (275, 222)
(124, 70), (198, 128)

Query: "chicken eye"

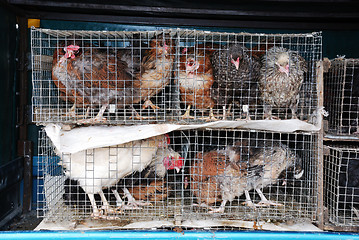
(187, 59), (195, 66)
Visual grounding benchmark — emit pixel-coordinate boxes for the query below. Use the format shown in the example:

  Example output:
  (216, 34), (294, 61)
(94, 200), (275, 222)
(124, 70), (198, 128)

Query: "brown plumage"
(52, 33), (175, 123)
(190, 147), (248, 210)
(127, 180), (171, 202)
(190, 140), (303, 213)
(52, 45), (141, 123)
(137, 33), (176, 111)
(259, 46), (307, 119)
(176, 46), (216, 121)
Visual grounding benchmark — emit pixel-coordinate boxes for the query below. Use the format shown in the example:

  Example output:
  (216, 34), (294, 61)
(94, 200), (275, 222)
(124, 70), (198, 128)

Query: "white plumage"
(57, 134), (171, 218)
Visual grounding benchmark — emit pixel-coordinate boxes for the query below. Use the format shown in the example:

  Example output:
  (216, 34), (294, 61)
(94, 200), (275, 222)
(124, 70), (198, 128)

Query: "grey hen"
(211, 44), (261, 120)
(259, 46), (307, 119)
(209, 141), (303, 213)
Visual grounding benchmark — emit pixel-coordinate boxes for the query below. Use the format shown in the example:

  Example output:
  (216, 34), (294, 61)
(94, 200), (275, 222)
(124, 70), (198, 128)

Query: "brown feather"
(127, 180), (171, 202)
(177, 47), (215, 110)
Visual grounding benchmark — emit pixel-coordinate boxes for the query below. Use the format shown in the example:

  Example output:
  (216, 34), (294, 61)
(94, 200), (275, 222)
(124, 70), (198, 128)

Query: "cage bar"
(324, 58), (359, 136)
(324, 145), (359, 227)
(37, 128), (319, 226)
(31, 28), (322, 125)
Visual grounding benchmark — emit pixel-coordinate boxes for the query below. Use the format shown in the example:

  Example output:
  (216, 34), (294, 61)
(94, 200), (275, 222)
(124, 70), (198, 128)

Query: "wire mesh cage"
(324, 145), (359, 227)
(175, 30), (322, 122)
(37, 129), (189, 222)
(31, 28), (178, 125)
(31, 28), (322, 125)
(37, 128), (319, 226)
(183, 129), (319, 223)
(324, 58), (359, 136)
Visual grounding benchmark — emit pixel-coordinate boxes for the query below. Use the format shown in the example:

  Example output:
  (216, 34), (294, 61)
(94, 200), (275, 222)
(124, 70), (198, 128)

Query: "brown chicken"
(176, 46), (216, 121)
(190, 140), (303, 214)
(127, 180), (172, 202)
(137, 33), (176, 111)
(190, 147), (246, 211)
(52, 33), (175, 124)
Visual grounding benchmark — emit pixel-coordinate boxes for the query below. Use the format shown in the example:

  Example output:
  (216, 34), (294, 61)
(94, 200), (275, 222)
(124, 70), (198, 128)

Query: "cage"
(324, 58), (359, 136)
(31, 28), (178, 125)
(324, 145), (359, 228)
(31, 28), (322, 125)
(37, 128), (320, 227)
(175, 30), (322, 122)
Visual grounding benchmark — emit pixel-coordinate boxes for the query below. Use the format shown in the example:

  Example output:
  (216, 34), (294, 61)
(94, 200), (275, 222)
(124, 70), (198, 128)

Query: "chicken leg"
(255, 188), (283, 206)
(112, 188), (152, 210)
(88, 190), (120, 219)
(77, 104), (108, 124)
(142, 99), (160, 111)
(181, 105), (195, 119)
(208, 200), (227, 213)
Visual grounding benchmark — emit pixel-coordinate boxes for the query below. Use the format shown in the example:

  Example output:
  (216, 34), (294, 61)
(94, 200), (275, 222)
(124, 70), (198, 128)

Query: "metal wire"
(324, 58), (359, 136)
(37, 129), (319, 225)
(31, 28), (322, 125)
(324, 145), (359, 227)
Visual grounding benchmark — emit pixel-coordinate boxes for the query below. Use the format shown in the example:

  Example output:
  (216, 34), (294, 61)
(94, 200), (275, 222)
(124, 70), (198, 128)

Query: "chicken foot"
(242, 189), (283, 207)
(208, 200), (227, 213)
(192, 201), (226, 214)
(65, 103), (90, 118)
(123, 187), (152, 208)
(113, 188), (152, 210)
(77, 104), (108, 124)
(88, 190), (120, 219)
(181, 105), (195, 119)
(128, 106), (156, 120)
(197, 108), (217, 122)
(242, 190), (257, 208)
(255, 188), (283, 206)
(142, 99), (160, 112)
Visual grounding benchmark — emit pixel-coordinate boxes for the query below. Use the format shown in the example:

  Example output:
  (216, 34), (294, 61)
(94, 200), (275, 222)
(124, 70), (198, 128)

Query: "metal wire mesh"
(31, 28), (322, 125)
(324, 58), (359, 136)
(37, 129), (319, 225)
(324, 145), (359, 227)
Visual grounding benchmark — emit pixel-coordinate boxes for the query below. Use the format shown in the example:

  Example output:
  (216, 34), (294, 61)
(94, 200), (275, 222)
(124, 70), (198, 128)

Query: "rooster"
(211, 44), (261, 120)
(259, 46), (307, 119)
(57, 134), (183, 219)
(52, 33), (175, 124)
(176, 46), (216, 121)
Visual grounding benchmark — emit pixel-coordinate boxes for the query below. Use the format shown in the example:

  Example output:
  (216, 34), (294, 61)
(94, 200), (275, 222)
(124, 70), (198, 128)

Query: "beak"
(277, 63), (289, 77)
(294, 169), (304, 179)
(175, 167), (181, 173)
(231, 57), (239, 70)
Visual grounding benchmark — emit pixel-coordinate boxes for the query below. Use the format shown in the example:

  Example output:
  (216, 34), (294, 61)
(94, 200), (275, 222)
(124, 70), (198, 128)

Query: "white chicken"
(57, 134), (182, 218)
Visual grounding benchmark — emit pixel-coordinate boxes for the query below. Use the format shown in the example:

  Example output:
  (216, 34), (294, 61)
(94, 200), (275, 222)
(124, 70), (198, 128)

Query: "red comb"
(65, 45), (80, 51)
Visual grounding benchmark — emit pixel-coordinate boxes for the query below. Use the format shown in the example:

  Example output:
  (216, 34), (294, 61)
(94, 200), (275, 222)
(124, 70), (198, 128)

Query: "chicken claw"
(142, 99), (160, 111)
(255, 188), (283, 207)
(181, 105), (195, 119)
(77, 104), (108, 124)
(121, 187), (152, 210)
(257, 200), (283, 207)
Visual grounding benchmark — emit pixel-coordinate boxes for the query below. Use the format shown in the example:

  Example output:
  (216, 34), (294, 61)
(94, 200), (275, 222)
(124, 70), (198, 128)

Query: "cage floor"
(35, 215), (321, 231)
